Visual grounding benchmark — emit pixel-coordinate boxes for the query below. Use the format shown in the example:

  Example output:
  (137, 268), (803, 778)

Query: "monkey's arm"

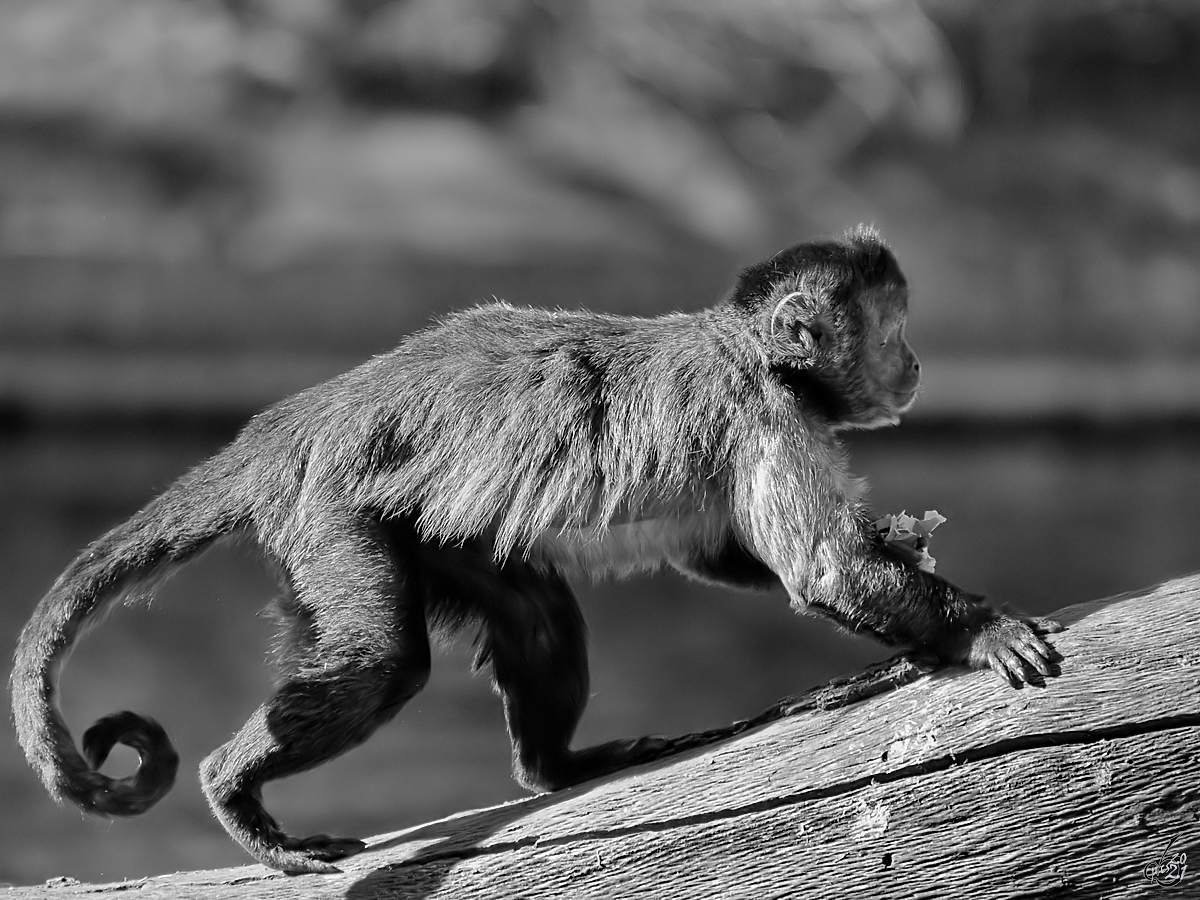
(800, 520), (1056, 686)
(733, 437), (1059, 686)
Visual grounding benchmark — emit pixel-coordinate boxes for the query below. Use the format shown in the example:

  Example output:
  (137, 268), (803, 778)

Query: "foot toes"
(265, 850), (341, 876)
(296, 835), (368, 861)
(257, 835), (367, 873)
(629, 735), (672, 760)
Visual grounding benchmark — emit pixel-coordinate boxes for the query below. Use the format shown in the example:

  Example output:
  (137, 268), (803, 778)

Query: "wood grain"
(12, 574), (1199, 899)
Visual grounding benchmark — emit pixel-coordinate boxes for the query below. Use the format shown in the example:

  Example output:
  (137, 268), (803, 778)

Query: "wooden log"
(11, 575), (1200, 899)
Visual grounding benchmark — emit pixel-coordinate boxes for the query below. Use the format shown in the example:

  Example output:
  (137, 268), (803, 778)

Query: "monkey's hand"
(959, 614), (1063, 688)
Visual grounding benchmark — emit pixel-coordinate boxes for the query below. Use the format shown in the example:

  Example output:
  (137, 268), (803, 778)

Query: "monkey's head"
(730, 225), (921, 431)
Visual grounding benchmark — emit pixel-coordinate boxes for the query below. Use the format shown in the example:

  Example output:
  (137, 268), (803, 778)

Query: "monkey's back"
(249, 303), (751, 559)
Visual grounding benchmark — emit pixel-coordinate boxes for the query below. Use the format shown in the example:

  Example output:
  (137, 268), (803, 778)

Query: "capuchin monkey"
(12, 226), (1060, 874)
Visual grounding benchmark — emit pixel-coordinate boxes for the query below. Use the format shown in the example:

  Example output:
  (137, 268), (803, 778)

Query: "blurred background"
(3, 0), (1200, 885)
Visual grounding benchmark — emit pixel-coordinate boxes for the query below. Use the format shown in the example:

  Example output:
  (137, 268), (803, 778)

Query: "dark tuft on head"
(730, 225), (903, 311)
(843, 225), (903, 286)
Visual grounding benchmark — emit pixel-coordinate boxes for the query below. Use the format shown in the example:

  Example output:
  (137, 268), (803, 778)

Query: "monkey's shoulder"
(322, 303), (731, 413)
(423, 302), (639, 349)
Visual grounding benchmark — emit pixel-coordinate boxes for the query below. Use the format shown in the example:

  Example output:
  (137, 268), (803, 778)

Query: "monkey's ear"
(769, 291), (824, 361)
(788, 320), (826, 360)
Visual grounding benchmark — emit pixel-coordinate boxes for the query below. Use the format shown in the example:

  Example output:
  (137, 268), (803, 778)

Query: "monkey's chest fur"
(529, 501), (731, 580)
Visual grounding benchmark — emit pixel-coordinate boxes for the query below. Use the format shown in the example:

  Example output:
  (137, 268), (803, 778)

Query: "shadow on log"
(12, 574), (1200, 899)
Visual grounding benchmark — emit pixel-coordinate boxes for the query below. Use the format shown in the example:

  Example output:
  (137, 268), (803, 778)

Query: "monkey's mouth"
(837, 385), (921, 431)
(892, 388), (920, 413)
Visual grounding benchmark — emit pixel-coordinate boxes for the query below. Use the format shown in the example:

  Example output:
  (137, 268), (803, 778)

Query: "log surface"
(10, 575), (1200, 899)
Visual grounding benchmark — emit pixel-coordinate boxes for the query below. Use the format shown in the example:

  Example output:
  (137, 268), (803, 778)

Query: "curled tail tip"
(62, 711), (179, 816)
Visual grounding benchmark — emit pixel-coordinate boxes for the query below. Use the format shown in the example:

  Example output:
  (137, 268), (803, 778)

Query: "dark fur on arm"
(673, 535), (781, 591)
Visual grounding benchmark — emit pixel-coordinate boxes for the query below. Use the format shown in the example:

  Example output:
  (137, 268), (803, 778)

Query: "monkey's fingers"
(1011, 629), (1060, 677)
(988, 646), (1035, 689)
(1023, 616), (1064, 636)
(977, 616), (1062, 687)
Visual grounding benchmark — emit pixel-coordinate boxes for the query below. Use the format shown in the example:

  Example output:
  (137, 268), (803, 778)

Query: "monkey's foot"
(609, 734), (674, 764)
(537, 735), (674, 790)
(967, 614), (1063, 688)
(259, 835), (368, 875)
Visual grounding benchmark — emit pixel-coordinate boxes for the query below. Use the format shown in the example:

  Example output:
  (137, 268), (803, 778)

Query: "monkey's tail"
(10, 455), (249, 817)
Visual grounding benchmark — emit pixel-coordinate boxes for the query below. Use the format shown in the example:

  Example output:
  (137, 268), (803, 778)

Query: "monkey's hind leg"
(199, 518), (431, 874)
(478, 561), (670, 793)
